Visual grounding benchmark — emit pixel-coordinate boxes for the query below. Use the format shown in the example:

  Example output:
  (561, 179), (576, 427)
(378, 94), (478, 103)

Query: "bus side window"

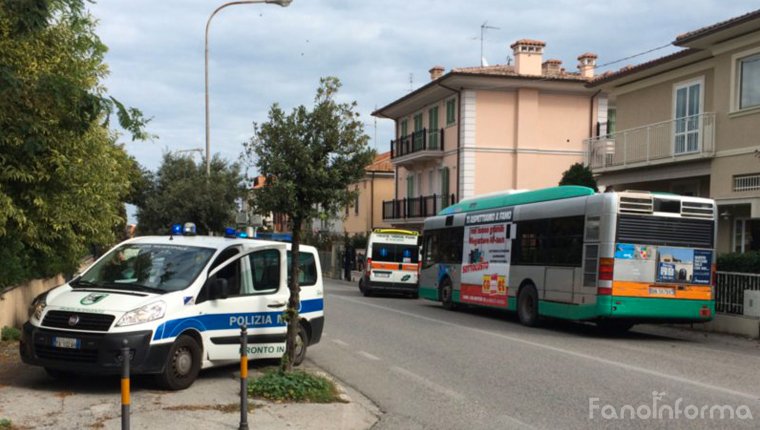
(423, 233), (438, 268)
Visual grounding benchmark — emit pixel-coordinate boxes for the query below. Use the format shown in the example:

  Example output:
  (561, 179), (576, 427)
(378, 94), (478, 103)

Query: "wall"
(0, 275), (65, 329)
(343, 174), (394, 235)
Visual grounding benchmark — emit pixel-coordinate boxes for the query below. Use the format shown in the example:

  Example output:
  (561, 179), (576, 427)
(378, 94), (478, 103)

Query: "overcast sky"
(90, 0), (758, 174)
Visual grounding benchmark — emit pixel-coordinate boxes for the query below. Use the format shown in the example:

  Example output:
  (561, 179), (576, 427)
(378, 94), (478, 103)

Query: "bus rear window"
(371, 244), (418, 263)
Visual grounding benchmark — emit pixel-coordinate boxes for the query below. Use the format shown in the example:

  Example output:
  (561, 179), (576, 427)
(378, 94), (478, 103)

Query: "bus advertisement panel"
(460, 208), (514, 307)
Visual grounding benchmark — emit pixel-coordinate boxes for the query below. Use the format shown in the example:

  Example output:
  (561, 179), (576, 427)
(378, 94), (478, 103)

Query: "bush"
(248, 370), (343, 403)
(0, 419), (12, 429)
(717, 252), (760, 273)
(1, 326), (21, 342)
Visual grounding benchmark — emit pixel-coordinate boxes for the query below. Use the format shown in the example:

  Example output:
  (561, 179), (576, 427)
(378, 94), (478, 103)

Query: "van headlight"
(29, 291), (49, 321)
(116, 301), (167, 327)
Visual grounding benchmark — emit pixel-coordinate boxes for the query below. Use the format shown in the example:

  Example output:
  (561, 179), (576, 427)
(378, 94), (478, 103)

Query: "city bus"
(419, 186), (716, 332)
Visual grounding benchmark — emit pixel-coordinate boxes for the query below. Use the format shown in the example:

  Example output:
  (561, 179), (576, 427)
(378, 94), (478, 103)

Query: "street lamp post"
(204, 0), (293, 176)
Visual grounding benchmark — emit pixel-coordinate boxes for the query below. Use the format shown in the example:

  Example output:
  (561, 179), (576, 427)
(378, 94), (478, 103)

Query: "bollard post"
(121, 339), (130, 430)
(239, 324), (249, 430)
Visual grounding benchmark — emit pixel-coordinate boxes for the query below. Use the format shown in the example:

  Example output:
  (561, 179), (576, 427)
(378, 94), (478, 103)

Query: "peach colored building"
(585, 9), (760, 254)
(373, 39), (604, 231)
(342, 152), (395, 236)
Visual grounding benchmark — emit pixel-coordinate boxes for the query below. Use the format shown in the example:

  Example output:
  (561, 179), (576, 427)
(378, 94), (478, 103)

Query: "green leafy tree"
(0, 0), (152, 288)
(559, 162), (598, 192)
(136, 153), (245, 235)
(242, 77), (375, 371)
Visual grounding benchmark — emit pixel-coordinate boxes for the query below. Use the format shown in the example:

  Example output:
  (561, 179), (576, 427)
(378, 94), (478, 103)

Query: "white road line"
(390, 366), (465, 401)
(334, 295), (760, 402)
(356, 350), (380, 361)
(332, 339), (349, 347)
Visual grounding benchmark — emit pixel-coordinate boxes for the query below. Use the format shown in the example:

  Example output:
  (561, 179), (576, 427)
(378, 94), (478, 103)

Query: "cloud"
(89, 0), (759, 172)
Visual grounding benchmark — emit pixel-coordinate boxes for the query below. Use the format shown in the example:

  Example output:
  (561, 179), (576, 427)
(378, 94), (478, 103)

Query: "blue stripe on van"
(152, 298), (323, 341)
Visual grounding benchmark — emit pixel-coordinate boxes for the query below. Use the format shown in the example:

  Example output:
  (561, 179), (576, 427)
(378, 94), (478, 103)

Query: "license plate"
(649, 287), (675, 296)
(53, 336), (80, 349)
(374, 271), (391, 278)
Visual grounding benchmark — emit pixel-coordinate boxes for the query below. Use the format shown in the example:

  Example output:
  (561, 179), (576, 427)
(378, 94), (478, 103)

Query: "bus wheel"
(517, 285), (539, 327)
(441, 278), (456, 310)
(156, 335), (201, 391)
(293, 324), (309, 366)
(597, 321), (634, 335)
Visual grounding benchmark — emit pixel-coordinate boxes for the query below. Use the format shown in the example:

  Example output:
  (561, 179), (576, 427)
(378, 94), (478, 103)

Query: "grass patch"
(0, 419), (12, 429)
(1, 327), (20, 342)
(248, 370), (344, 403)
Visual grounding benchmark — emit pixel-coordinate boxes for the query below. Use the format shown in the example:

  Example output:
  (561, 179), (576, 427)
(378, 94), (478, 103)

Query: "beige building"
(373, 39), (604, 231)
(585, 9), (760, 254)
(342, 152), (395, 236)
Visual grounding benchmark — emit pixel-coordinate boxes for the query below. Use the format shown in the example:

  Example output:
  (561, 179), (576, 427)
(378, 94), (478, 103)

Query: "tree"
(242, 77), (375, 371)
(559, 163), (598, 192)
(0, 0), (152, 288)
(135, 153), (245, 235)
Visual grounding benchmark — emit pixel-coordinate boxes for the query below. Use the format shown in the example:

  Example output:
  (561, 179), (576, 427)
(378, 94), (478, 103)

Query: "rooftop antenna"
(480, 21), (499, 67)
(373, 106), (378, 150)
(408, 73), (413, 92)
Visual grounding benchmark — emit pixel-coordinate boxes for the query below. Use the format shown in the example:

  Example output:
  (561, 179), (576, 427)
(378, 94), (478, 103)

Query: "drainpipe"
(437, 81), (460, 203)
(370, 171), (375, 232)
(588, 89), (602, 170)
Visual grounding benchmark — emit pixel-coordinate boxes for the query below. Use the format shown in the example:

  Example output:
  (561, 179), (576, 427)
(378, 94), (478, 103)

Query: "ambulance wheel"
(157, 335), (201, 391)
(359, 280), (372, 297)
(517, 284), (540, 327)
(440, 278), (456, 310)
(293, 324), (309, 367)
(409, 291), (419, 299)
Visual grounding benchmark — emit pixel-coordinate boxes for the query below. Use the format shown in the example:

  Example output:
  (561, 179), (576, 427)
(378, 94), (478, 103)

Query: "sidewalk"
(0, 341), (380, 430)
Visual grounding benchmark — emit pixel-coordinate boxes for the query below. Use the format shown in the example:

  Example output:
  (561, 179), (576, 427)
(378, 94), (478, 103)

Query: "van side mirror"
(210, 278), (229, 300)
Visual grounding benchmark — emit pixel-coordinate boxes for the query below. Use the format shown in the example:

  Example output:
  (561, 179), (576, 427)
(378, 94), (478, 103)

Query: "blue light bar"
(172, 224), (183, 235)
(224, 227), (237, 238)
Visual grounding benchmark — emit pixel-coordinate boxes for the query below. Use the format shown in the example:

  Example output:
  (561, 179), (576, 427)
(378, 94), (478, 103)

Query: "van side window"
(287, 251), (318, 287)
(240, 249), (281, 295)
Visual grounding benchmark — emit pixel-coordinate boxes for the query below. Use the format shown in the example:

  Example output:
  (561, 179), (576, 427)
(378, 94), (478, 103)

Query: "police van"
(20, 224), (324, 390)
(359, 229), (421, 298)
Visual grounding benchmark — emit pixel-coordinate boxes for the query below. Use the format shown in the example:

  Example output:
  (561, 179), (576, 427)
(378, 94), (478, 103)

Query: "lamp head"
(267, 0), (292, 6)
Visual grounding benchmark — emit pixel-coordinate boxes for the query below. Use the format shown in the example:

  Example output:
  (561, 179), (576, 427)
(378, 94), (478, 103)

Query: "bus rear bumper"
(601, 296), (714, 323)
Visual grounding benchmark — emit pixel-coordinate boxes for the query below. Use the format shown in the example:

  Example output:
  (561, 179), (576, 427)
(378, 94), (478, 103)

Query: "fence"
(714, 271), (760, 315)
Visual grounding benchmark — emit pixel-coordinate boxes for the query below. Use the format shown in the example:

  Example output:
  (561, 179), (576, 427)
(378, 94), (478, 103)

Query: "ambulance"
(359, 229), (421, 298)
(20, 223), (324, 390)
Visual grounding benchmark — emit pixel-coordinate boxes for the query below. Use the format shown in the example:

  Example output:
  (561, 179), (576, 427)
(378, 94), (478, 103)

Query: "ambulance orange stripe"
(370, 262), (418, 272)
(611, 281), (711, 300)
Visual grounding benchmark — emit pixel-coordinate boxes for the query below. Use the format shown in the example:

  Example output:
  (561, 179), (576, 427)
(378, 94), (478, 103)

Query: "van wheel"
(293, 324), (309, 367)
(156, 335), (201, 391)
(517, 284), (540, 327)
(440, 278), (456, 310)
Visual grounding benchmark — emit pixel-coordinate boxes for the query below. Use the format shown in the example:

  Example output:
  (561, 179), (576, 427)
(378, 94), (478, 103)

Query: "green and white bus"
(419, 186), (716, 331)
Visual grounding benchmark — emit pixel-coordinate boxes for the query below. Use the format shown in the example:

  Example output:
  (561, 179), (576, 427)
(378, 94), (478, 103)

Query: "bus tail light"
(366, 258), (372, 276)
(598, 258), (614, 281)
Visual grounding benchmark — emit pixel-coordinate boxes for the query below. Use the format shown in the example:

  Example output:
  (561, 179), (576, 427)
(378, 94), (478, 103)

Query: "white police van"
(20, 224), (324, 390)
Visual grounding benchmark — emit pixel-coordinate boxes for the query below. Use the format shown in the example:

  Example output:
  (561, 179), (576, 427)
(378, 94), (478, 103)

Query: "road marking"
(390, 366), (465, 401)
(334, 294), (760, 402)
(332, 339), (349, 347)
(356, 350), (380, 361)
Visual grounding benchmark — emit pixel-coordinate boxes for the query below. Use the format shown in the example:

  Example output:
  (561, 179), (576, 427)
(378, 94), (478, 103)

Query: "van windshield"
(371, 243), (419, 264)
(74, 243), (215, 293)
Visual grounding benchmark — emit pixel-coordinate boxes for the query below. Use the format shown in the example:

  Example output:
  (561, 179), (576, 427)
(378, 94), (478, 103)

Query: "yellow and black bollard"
(121, 339), (130, 430)
(239, 324), (249, 430)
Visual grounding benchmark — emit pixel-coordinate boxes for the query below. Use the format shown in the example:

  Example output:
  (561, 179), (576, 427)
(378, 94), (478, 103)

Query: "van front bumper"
(20, 322), (171, 375)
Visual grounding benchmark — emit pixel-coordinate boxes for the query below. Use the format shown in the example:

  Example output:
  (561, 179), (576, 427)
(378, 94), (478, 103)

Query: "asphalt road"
(308, 279), (760, 430)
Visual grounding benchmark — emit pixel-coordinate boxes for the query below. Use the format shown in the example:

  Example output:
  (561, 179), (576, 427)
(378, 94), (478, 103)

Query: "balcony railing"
(584, 112), (715, 171)
(391, 128), (445, 159)
(382, 193), (456, 221)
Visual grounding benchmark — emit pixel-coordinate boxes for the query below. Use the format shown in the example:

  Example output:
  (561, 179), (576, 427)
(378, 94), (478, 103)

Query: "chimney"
(429, 65), (444, 81)
(510, 39), (545, 75)
(577, 53), (598, 79)
(542, 59), (562, 76)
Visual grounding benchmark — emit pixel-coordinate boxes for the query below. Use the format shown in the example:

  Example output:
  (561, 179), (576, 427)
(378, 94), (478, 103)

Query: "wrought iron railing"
(715, 271), (760, 315)
(390, 128), (445, 159)
(382, 193), (456, 220)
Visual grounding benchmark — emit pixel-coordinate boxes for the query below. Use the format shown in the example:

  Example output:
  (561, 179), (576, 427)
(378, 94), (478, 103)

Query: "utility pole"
(480, 21), (499, 66)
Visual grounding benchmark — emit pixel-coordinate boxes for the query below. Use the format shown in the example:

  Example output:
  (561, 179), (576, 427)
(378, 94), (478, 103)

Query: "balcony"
(390, 128), (445, 167)
(585, 112), (715, 173)
(382, 193), (457, 222)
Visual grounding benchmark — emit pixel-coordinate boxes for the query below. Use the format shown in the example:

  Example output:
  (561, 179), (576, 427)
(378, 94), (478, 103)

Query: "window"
(422, 227), (464, 268)
(287, 251), (318, 286)
(739, 54), (760, 110)
(240, 249), (281, 295)
(407, 174), (415, 198)
(607, 108), (616, 135)
(511, 216), (585, 267)
(413, 113), (424, 150)
(734, 219), (760, 253)
(400, 119), (408, 137)
(440, 167), (450, 208)
(354, 189), (359, 215)
(428, 106), (439, 149)
(413, 113), (423, 132)
(673, 79), (702, 154)
(446, 98), (457, 125)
